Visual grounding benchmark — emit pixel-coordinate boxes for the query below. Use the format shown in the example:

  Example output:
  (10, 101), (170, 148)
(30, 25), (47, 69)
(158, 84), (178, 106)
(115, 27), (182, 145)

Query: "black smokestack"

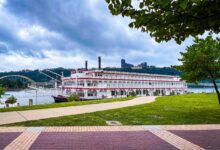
(85, 60), (88, 70)
(98, 56), (101, 70)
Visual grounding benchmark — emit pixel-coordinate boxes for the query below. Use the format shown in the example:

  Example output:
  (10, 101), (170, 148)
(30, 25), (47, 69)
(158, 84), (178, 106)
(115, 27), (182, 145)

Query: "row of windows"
(64, 80), (184, 84)
(106, 84), (184, 88)
(64, 80), (186, 87)
(95, 74), (175, 81)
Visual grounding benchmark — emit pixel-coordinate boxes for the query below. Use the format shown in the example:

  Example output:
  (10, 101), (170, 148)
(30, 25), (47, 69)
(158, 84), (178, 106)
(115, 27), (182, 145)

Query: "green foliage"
(67, 94), (80, 102)
(170, 91), (175, 96)
(0, 79), (27, 89)
(153, 90), (160, 96)
(174, 36), (220, 82)
(5, 96), (17, 104)
(174, 36), (220, 104)
(0, 67), (71, 83)
(106, 0), (220, 44)
(130, 91), (136, 97)
(0, 86), (6, 98)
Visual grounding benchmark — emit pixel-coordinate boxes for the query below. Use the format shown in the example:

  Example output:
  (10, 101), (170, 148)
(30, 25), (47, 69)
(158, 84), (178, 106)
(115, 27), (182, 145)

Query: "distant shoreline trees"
(0, 79), (28, 89)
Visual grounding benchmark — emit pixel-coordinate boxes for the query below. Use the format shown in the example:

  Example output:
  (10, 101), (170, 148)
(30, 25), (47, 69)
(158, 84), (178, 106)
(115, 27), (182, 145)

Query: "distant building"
(121, 59), (147, 69)
(21, 69), (31, 72)
(137, 62), (147, 68)
(121, 59), (133, 68)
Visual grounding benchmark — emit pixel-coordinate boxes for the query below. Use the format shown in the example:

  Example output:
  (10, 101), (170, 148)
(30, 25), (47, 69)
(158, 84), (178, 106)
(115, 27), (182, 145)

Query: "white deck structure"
(62, 69), (187, 99)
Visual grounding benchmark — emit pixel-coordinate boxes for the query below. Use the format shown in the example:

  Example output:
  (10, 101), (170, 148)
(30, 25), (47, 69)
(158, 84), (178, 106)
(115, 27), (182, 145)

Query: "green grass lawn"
(5, 93), (220, 126)
(0, 96), (135, 112)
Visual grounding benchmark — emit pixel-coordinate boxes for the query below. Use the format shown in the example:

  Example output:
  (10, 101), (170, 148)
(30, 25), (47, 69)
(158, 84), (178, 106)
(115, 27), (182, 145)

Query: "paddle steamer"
(61, 57), (187, 99)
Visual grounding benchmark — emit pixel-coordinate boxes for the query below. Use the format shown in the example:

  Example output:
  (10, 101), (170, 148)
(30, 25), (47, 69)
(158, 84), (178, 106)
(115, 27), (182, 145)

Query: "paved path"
(0, 125), (220, 150)
(0, 96), (156, 125)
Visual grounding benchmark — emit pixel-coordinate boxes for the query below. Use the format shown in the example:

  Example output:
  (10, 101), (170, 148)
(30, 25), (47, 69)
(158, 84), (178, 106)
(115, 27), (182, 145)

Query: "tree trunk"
(211, 79), (220, 105)
(209, 71), (220, 105)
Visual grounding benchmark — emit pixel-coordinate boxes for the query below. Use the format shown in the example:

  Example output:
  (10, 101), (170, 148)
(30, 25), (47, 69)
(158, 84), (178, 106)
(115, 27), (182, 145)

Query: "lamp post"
(35, 90), (38, 105)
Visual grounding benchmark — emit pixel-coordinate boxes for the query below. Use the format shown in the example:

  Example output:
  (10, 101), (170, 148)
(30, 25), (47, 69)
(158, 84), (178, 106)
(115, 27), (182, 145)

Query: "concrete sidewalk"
(0, 96), (156, 125)
(1, 125), (220, 150)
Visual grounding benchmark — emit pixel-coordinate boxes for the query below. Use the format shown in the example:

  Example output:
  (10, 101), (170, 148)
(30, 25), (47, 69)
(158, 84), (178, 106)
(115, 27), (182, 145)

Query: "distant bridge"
(0, 75), (36, 84)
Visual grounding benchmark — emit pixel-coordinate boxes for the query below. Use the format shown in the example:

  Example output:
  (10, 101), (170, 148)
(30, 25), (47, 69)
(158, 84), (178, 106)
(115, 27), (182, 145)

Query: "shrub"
(170, 91), (175, 96)
(130, 91), (136, 97)
(5, 96), (17, 104)
(67, 94), (80, 102)
(153, 90), (160, 96)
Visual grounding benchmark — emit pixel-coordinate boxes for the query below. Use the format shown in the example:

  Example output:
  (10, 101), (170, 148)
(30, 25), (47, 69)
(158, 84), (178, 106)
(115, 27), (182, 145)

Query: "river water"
(0, 88), (62, 108)
(0, 87), (217, 108)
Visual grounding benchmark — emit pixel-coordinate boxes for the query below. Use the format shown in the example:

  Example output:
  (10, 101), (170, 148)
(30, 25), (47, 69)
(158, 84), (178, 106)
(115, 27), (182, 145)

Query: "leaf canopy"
(106, 0), (220, 44)
(5, 96), (17, 104)
(174, 36), (220, 83)
(0, 86), (5, 98)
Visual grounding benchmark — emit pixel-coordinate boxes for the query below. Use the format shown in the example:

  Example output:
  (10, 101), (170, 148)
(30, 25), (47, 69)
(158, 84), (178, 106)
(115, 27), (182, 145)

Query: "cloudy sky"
(0, 0), (193, 72)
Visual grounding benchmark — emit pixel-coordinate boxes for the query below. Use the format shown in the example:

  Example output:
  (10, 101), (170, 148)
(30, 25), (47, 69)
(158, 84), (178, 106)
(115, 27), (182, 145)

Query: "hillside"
(0, 68), (71, 82)
(104, 67), (181, 76)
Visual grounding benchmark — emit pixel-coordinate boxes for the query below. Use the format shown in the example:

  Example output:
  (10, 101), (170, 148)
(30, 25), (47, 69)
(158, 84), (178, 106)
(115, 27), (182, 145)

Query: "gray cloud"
(5, 0), (151, 52)
(0, 0), (193, 71)
(0, 42), (8, 53)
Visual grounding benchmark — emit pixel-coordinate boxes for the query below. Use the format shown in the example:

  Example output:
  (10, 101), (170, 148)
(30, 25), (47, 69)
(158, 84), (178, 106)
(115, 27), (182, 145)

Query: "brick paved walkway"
(0, 125), (219, 150)
(0, 96), (155, 125)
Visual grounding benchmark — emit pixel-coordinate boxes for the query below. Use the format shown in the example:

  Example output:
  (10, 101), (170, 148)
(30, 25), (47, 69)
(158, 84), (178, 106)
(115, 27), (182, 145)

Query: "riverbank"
(5, 88), (27, 91)
(0, 96), (135, 112)
(0, 87), (216, 108)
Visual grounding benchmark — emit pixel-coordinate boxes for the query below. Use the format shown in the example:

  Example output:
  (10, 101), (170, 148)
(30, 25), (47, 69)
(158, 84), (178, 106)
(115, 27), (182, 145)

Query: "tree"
(0, 86), (5, 98)
(5, 96), (17, 104)
(106, 0), (220, 44)
(173, 36), (220, 104)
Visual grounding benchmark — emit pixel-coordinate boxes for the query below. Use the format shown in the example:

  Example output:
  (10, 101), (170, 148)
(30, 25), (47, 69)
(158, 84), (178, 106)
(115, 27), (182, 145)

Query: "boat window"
(87, 82), (92, 86)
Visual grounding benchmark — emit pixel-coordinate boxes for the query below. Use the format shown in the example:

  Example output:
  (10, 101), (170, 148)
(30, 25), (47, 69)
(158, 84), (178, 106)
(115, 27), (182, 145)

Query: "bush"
(153, 90), (160, 96)
(130, 91), (136, 97)
(5, 96), (17, 104)
(170, 91), (175, 96)
(67, 94), (80, 102)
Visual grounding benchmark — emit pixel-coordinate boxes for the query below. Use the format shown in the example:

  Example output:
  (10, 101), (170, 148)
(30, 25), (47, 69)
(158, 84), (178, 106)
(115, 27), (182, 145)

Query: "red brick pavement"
(0, 132), (22, 149)
(0, 125), (220, 150)
(170, 130), (220, 150)
(30, 131), (177, 150)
